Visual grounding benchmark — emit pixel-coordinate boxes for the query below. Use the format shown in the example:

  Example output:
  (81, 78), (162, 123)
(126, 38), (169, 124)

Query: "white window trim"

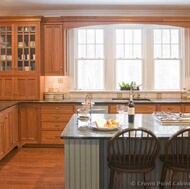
(67, 24), (188, 91)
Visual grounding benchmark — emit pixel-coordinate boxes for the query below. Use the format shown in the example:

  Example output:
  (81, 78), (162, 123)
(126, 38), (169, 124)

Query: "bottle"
(128, 94), (135, 123)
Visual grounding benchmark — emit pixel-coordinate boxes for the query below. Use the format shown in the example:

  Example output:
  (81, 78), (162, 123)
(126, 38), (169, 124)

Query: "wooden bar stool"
(107, 127), (161, 189)
(159, 127), (190, 189)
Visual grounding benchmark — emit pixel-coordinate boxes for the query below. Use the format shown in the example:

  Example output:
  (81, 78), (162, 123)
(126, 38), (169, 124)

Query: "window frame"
(68, 24), (186, 91)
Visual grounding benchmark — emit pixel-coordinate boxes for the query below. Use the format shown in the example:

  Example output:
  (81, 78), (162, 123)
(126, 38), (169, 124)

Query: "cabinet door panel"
(0, 77), (14, 99)
(19, 104), (40, 145)
(44, 24), (63, 75)
(15, 77), (39, 100)
(0, 113), (5, 160)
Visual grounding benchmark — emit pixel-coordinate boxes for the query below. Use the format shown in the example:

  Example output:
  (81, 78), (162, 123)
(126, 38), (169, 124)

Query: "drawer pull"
(55, 107), (59, 110)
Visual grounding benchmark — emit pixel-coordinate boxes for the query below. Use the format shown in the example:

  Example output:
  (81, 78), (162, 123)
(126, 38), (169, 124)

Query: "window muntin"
(115, 28), (142, 89)
(153, 28), (181, 90)
(72, 25), (183, 91)
(77, 29), (104, 90)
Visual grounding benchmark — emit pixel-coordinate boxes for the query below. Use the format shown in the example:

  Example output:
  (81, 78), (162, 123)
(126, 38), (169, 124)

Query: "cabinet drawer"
(135, 104), (157, 113)
(42, 122), (66, 131)
(109, 104), (157, 114)
(109, 105), (117, 113)
(41, 131), (64, 144)
(41, 113), (72, 122)
(41, 104), (75, 113)
(184, 105), (190, 112)
(159, 105), (181, 112)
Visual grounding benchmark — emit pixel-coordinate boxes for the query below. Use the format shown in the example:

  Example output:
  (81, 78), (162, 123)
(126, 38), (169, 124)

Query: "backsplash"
(43, 76), (185, 100)
(68, 90), (183, 99)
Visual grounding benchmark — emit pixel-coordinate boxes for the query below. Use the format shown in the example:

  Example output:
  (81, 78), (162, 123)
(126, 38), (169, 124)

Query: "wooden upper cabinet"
(0, 17), (42, 100)
(43, 24), (64, 75)
(14, 24), (40, 74)
(15, 77), (39, 100)
(0, 22), (40, 75)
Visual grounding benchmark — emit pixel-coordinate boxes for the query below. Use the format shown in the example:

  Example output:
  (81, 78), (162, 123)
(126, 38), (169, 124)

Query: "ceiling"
(0, 0), (190, 16)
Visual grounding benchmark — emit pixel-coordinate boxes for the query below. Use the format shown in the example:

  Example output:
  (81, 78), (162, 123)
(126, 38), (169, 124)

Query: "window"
(68, 24), (185, 91)
(153, 29), (181, 90)
(77, 29), (104, 90)
(115, 29), (142, 89)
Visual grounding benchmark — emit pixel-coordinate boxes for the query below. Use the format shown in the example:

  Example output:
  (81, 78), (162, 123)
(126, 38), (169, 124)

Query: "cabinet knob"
(55, 107), (59, 110)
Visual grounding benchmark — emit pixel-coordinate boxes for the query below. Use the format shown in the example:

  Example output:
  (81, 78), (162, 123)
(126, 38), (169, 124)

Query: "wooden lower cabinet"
(0, 113), (5, 160)
(109, 104), (157, 114)
(19, 104), (40, 146)
(159, 104), (181, 112)
(184, 105), (190, 113)
(40, 104), (75, 144)
(0, 105), (18, 161)
(135, 104), (157, 113)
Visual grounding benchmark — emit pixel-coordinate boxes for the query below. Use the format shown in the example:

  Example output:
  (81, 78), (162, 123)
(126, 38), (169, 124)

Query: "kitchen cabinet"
(135, 104), (157, 113)
(159, 104), (181, 112)
(43, 24), (64, 75)
(41, 104), (75, 144)
(4, 105), (18, 153)
(0, 112), (5, 160)
(0, 76), (39, 100)
(0, 17), (42, 100)
(0, 105), (18, 161)
(109, 104), (157, 114)
(0, 23), (40, 74)
(184, 105), (190, 113)
(19, 104), (40, 146)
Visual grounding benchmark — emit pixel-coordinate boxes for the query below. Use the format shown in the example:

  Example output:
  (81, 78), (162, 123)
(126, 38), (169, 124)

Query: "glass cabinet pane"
(0, 26), (12, 71)
(17, 26), (36, 71)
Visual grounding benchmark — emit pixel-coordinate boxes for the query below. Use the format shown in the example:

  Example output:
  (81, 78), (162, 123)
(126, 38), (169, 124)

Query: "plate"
(88, 121), (121, 131)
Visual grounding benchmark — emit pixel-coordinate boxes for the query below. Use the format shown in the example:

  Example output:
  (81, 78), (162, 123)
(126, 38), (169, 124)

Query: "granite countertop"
(60, 114), (190, 139)
(0, 101), (19, 111)
(33, 98), (190, 104)
(0, 98), (190, 112)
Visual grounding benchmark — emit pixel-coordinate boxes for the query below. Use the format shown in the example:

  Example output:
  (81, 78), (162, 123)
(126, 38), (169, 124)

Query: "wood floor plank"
(0, 147), (65, 189)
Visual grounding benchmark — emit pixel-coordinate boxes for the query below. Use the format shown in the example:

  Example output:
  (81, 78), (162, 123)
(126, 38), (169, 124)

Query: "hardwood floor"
(0, 147), (65, 189)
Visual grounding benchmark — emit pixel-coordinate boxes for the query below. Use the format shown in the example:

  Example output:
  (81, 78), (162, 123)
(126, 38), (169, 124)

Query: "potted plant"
(119, 82), (141, 90)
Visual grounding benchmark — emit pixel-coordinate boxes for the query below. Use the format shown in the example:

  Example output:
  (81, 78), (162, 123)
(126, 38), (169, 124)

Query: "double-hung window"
(153, 28), (181, 90)
(76, 28), (104, 90)
(69, 24), (184, 91)
(115, 28), (143, 89)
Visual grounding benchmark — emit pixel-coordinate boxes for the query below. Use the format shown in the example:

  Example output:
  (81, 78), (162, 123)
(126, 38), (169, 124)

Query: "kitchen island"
(61, 113), (190, 189)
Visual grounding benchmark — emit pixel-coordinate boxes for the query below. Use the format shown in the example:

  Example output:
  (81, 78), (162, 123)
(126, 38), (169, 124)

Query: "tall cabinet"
(0, 17), (42, 100)
(42, 18), (65, 76)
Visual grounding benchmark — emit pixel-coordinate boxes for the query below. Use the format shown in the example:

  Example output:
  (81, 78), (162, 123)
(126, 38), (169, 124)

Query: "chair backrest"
(164, 127), (190, 168)
(107, 127), (160, 169)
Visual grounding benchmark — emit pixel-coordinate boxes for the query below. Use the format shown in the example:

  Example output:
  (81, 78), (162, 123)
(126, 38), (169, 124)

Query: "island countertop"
(60, 113), (190, 139)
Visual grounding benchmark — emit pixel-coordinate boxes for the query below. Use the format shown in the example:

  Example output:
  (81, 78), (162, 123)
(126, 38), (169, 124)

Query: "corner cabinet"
(0, 17), (42, 100)
(0, 105), (18, 161)
(43, 24), (64, 75)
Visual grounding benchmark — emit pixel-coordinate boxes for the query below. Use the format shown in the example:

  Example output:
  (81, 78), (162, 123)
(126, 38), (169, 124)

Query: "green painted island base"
(64, 138), (186, 189)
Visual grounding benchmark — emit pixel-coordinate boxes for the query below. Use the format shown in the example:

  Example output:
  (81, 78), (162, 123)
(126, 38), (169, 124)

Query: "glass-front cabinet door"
(17, 25), (36, 72)
(0, 26), (12, 72)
